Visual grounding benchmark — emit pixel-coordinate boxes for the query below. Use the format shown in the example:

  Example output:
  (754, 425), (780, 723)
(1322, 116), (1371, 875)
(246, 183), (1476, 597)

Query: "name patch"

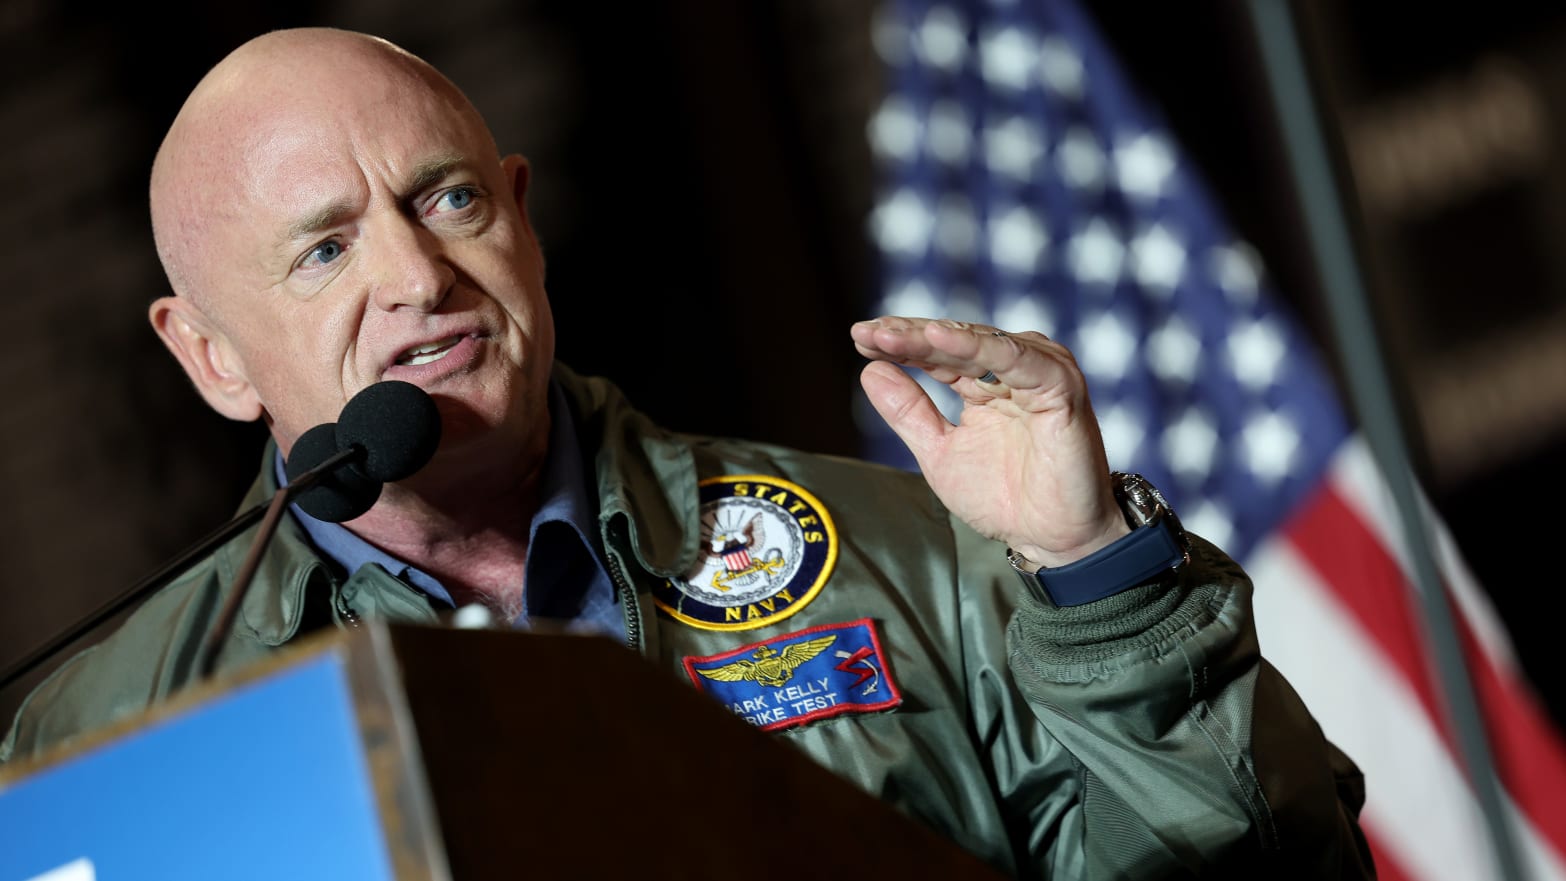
(654, 475), (837, 631)
(684, 619), (902, 732)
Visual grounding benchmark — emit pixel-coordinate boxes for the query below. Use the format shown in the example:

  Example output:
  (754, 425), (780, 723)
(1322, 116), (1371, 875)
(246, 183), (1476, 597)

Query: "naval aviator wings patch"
(653, 475), (837, 631)
(683, 618), (902, 732)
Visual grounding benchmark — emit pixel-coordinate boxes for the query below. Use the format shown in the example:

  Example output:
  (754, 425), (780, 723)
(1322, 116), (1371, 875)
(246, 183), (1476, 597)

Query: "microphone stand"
(195, 446), (361, 678)
(0, 446), (365, 691)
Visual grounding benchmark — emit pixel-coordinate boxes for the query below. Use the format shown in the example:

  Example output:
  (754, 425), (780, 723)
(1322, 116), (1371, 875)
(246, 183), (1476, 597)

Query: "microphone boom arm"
(0, 379), (439, 693)
(0, 446), (363, 692)
(195, 445), (360, 678)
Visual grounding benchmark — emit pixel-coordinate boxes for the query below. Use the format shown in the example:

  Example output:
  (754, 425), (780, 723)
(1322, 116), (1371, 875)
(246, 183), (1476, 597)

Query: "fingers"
(851, 316), (1078, 402)
(858, 360), (949, 467)
(853, 316), (1013, 371)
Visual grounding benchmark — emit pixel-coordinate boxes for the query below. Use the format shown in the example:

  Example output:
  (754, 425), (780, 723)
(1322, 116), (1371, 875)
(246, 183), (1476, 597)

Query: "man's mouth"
(395, 335), (465, 367)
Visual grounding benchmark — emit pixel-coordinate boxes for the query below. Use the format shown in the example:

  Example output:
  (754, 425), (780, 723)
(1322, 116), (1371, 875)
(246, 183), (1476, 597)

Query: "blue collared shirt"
(277, 380), (624, 641)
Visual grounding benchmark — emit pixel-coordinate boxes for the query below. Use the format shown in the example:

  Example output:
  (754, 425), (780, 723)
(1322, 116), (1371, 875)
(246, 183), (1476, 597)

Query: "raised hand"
(851, 316), (1129, 569)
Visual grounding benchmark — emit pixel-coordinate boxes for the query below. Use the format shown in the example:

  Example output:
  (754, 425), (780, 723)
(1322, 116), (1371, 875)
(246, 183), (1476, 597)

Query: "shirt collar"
(277, 379), (604, 615)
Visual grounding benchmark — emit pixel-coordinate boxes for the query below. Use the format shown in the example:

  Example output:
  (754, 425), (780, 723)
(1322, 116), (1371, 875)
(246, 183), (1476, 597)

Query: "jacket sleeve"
(964, 521), (1376, 879)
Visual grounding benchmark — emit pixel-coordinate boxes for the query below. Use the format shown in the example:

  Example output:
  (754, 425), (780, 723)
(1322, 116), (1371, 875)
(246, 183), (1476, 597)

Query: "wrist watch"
(1007, 471), (1192, 608)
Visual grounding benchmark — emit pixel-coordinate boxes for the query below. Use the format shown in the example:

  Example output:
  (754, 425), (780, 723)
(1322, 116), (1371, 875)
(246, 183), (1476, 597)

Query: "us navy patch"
(683, 618), (902, 732)
(653, 475), (837, 631)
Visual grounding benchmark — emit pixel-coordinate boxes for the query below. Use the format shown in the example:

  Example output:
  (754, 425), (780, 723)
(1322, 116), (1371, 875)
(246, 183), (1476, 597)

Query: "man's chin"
(428, 396), (511, 448)
(406, 399), (540, 474)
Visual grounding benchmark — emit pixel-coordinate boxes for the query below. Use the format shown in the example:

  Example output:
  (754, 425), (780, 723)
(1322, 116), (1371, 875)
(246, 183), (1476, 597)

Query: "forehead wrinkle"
(286, 152), (460, 230)
(284, 201), (356, 245)
(276, 154), (466, 250)
(404, 155), (464, 199)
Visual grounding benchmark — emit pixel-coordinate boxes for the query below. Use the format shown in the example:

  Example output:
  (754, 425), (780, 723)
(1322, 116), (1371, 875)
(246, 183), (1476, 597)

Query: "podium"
(0, 622), (1006, 880)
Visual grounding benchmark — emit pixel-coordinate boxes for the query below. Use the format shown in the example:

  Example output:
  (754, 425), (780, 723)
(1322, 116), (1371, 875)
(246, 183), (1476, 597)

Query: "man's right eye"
(301, 239), (344, 268)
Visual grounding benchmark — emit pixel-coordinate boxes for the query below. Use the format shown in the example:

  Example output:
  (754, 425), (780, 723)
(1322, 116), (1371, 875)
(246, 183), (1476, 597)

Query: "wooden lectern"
(0, 622), (1007, 880)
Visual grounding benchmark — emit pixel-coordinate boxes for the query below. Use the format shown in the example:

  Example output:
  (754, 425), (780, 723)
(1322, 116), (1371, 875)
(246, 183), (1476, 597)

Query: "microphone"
(335, 378), (443, 483)
(198, 381), (443, 673)
(286, 423), (381, 523)
(0, 382), (444, 691)
(284, 381), (441, 522)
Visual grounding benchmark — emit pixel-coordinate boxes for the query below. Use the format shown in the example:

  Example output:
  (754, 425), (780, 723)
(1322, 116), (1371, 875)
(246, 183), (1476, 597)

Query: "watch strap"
(1013, 510), (1186, 607)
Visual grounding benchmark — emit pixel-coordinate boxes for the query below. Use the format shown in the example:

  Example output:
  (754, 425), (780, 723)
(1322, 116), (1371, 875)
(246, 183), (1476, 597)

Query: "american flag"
(862, 1), (1566, 878)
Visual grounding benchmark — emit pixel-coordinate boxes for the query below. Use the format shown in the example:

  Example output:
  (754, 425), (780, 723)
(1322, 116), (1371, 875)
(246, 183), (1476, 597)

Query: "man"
(2, 28), (1372, 878)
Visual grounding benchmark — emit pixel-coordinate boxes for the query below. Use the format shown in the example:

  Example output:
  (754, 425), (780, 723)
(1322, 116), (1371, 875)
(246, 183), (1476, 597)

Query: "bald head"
(150, 28), (494, 310)
(143, 21), (549, 456)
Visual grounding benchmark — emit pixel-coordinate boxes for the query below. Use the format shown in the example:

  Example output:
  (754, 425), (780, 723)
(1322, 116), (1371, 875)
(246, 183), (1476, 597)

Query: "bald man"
(2, 29), (1373, 878)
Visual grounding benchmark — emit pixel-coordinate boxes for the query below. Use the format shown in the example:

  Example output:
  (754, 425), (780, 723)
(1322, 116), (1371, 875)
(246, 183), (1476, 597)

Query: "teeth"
(397, 335), (462, 366)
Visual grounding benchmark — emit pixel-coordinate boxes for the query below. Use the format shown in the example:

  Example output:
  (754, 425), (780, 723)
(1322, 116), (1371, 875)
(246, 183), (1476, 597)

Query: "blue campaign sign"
(0, 652), (398, 881)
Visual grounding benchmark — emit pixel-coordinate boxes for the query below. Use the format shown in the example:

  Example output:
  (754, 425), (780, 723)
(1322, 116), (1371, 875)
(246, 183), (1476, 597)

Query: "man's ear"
(501, 153), (547, 270)
(148, 296), (263, 422)
(502, 153), (532, 219)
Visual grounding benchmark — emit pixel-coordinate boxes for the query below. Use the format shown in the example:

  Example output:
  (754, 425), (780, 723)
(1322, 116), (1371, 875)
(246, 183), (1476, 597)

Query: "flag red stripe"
(1362, 826), (1419, 881)
(1457, 588), (1566, 851)
(1283, 481), (1566, 858)
(1282, 484), (1444, 720)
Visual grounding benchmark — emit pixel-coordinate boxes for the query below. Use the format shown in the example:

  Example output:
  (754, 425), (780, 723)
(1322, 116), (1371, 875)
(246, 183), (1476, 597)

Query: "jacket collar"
(220, 363), (703, 645)
(553, 363), (702, 578)
(218, 456), (334, 647)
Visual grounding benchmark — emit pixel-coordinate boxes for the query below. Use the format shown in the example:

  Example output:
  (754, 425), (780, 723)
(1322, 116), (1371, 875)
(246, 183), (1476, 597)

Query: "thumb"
(860, 361), (951, 467)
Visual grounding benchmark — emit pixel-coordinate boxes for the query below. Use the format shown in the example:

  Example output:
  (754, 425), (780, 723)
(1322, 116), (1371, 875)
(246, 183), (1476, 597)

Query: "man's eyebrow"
(285, 202), (355, 243)
(281, 156), (467, 244)
(402, 156), (464, 199)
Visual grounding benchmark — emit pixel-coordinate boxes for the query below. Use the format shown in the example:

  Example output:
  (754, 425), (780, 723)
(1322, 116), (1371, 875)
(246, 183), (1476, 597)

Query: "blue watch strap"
(1018, 512), (1186, 607)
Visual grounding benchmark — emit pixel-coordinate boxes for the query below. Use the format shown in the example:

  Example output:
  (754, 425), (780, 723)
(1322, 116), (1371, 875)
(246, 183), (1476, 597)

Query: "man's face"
(194, 65), (553, 464)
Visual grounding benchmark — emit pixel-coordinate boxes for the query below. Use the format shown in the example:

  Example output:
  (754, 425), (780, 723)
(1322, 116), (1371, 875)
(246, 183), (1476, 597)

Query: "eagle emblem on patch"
(695, 635), (837, 688)
(653, 475), (837, 631)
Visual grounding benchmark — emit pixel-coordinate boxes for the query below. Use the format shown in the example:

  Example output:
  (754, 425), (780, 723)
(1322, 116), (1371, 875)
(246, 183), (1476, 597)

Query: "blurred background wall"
(1, 0), (1564, 736)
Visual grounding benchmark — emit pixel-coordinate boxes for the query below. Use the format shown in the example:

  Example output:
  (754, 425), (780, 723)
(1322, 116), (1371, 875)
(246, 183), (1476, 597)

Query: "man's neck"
(340, 428), (548, 617)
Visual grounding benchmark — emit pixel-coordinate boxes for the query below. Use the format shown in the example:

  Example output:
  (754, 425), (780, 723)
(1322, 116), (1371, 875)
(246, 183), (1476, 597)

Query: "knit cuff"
(1009, 569), (1222, 666)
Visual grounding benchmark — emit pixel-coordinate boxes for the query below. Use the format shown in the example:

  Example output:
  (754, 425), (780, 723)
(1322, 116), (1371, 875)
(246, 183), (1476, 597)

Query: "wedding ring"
(974, 370), (1009, 394)
(978, 329), (1011, 392)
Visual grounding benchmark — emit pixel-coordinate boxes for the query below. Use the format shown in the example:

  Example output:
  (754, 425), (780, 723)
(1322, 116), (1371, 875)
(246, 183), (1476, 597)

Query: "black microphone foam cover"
(285, 422), (382, 523)
(335, 380), (443, 483)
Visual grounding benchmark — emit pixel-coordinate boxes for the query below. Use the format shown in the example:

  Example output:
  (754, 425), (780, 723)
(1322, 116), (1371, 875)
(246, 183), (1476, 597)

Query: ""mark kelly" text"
(728, 677), (842, 726)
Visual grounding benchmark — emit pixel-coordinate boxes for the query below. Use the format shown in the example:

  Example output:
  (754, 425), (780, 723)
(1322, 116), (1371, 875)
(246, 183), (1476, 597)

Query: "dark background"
(2, 1), (1564, 734)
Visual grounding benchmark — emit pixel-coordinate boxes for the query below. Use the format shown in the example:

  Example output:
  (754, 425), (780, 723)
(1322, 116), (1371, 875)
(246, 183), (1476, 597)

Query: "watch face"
(1115, 473), (1190, 560)
(1141, 481), (1172, 513)
(1114, 472), (1163, 524)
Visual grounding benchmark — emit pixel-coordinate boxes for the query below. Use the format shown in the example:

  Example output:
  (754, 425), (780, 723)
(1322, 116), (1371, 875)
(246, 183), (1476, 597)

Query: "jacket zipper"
(607, 552), (641, 652)
(336, 593), (363, 630)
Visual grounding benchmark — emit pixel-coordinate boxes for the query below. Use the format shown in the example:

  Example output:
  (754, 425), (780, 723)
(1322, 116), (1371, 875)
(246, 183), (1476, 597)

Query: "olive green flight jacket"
(3, 366), (1374, 879)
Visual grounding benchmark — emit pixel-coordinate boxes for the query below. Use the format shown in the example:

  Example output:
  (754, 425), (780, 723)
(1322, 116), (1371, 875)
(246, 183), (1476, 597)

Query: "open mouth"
(395, 335), (465, 367)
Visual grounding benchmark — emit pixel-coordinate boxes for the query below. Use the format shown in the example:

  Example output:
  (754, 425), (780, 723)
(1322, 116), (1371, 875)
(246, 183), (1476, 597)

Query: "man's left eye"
(434, 187), (476, 213)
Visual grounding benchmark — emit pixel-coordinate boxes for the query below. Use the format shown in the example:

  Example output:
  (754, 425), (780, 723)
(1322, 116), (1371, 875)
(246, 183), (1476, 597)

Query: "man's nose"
(370, 220), (455, 312)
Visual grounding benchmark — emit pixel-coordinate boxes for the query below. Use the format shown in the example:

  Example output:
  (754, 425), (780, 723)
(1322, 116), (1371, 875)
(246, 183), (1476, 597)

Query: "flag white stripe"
(1250, 536), (1566, 881)
(1326, 436), (1519, 675)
